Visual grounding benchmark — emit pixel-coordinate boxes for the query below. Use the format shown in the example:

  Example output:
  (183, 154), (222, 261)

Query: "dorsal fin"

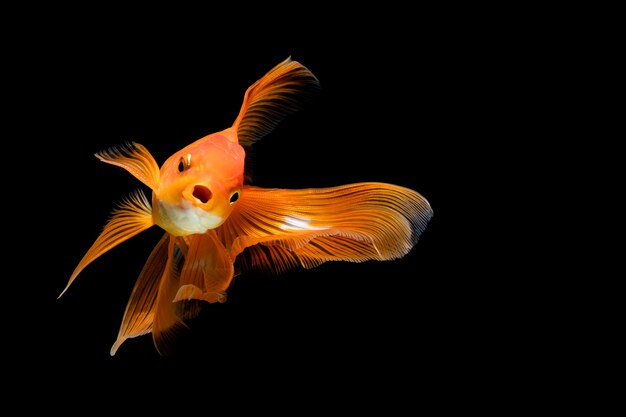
(232, 56), (320, 149)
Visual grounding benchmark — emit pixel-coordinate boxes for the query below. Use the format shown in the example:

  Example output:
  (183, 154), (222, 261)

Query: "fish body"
(60, 57), (434, 355)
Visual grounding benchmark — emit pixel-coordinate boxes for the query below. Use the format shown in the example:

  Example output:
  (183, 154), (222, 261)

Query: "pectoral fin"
(218, 183), (433, 274)
(59, 190), (154, 298)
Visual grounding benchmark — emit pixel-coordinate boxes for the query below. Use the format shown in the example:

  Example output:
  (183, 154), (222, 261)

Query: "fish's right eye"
(178, 153), (192, 172)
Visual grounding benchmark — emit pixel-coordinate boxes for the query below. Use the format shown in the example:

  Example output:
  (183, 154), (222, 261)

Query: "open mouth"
(192, 185), (212, 204)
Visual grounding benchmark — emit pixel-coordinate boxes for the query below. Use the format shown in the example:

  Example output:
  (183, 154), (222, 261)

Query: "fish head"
(153, 133), (245, 236)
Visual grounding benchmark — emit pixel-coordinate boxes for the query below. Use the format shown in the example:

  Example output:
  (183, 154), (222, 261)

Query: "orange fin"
(232, 56), (320, 147)
(112, 232), (233, 355)
(173, 285), (226, 304)
(150, 236), (190, 356)
(218, 183), (433, 274)
(110, 232), (170, 356)
(95, 141), (160, 191)
(231, 57), (319, 183)
(59, 190), (154, 298)
(172, 232), (233, 304)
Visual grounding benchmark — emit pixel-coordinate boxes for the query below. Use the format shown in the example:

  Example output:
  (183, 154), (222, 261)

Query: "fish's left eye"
(178, 154), (192, 172)
(229, 191), (240, 205)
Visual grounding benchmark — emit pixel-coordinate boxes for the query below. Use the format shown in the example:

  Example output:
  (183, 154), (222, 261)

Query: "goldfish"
(59, 57), (434, 356)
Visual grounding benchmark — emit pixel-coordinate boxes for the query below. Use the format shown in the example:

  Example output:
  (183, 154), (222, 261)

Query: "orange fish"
(59, 57), (434, 355)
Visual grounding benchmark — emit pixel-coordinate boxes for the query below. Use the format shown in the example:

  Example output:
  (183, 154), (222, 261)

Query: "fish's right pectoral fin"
(58, 190), (154, 299)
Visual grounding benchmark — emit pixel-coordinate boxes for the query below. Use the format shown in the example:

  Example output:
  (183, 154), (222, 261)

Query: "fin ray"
(218, 183), (433, 275)
(231, 57), (320, 183)
(110, 232), (170, 355)
(59, 190), (154, 298)
(95, 141), (160, 191)
(151, 236), (189, 356)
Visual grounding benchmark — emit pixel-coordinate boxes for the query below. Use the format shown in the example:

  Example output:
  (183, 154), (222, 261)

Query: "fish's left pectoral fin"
(95, 141), (160, 191)
(220, 184), (433, 275)
(59, 190), (154, 299)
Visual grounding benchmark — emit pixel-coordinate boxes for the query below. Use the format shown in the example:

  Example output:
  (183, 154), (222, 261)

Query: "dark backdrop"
(9, 13), (505, 410)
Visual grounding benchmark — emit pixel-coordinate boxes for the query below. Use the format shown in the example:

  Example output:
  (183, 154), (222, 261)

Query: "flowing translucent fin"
(59, 190), (154, 298)
(217, 183), (433, 275)
(231, 57), (319, 183)
(110, 232), (170, 356)
(151, 236), (189, 356)
(95, 141), (160, 191)
(173, 231), (234, 305)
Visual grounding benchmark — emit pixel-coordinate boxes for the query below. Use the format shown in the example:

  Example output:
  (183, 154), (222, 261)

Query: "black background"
(7, 9), (522, 410)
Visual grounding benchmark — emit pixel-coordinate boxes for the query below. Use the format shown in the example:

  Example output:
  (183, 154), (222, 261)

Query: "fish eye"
(229, 191), (240, 205)
(178, 153), (192, 172)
